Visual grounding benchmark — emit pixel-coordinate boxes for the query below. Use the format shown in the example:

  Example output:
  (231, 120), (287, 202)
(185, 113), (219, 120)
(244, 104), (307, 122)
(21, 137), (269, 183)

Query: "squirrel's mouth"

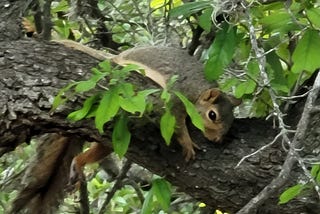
(203, 128), (223, 143)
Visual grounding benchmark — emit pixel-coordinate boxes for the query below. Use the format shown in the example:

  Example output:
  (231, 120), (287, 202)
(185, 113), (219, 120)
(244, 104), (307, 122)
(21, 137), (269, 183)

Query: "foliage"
(52, 60), (159, 157)
(279, 164), (320, 204)
(0, 142), (37, 213)
(47, 0), (320, 118)
(18, 0), (320, 213)
(52, 60), (203, 157)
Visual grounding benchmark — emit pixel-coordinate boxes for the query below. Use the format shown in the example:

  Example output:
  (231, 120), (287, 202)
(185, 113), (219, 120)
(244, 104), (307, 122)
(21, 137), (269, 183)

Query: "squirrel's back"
(113, 46), (216, 102)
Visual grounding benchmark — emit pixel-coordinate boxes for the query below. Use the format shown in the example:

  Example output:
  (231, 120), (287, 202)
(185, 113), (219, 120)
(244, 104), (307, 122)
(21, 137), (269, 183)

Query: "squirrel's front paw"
(181, 141), (200, 161)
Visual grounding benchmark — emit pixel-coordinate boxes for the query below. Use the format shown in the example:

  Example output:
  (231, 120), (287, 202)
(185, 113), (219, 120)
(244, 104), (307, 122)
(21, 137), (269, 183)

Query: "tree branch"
(0, 39), (319, 213)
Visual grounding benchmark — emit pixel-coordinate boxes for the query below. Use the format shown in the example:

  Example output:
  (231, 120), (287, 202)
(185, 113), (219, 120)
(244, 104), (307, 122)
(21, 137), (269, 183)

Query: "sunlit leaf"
(98, 60), (111, 73)
(199, 8), (212, 32)
(152, 179), (171, 211)
(120, 89), (159, 115)
(95, 88), (120, 133)
(141, 189), (153, 214)
(67, 95), (98, 121)
(205, 23), (237, 81)
(169, 1), (211, 18)
(160, 109), (176, 145)
(311, 164), (320, 178)
(51, 0), (69, 13)
(235, 80), (256, 98)
(279, 184), (305, 204)
(260, 12), (298, 34)
(161, 89), (171, 104)
(175, 91), (204, 131)
(120, 64), (142, 74)
(75, 80), (96, 92)
(292, 29), (320, 74)
(220, 78), (239, 92)
(306, 8), (320, 28)
(150, 0), (182, 9)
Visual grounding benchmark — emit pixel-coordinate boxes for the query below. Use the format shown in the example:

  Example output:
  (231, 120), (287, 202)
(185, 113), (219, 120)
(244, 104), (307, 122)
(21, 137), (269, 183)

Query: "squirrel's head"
(195, 88), (241, 142)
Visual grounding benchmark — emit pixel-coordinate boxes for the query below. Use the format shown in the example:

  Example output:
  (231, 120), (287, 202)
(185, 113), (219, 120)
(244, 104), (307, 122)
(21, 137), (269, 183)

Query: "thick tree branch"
(0, 39), (319, 213)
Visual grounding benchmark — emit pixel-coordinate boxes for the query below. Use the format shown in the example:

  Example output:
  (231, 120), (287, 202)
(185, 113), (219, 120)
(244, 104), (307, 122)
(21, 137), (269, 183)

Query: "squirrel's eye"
(208, 110), (217, 121)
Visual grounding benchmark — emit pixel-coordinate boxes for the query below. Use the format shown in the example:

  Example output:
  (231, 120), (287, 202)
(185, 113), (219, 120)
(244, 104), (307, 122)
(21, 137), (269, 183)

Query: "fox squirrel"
(21, 19), (240, 182)
(61, 43), (241, 184)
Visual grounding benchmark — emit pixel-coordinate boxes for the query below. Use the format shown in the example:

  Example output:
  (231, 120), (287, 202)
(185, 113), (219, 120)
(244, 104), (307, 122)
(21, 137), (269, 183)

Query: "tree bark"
(0, 38), (319, 213)
(1, 0), (320, 212)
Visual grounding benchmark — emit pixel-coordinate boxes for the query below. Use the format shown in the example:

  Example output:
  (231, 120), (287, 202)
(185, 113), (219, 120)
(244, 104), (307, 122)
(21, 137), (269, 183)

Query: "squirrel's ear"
(227, 95), (242, 107)
(200, 88), (221, 103)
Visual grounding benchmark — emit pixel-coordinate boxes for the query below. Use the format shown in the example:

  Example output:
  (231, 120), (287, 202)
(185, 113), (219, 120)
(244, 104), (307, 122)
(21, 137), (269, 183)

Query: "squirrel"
(21, 18), (241, 183)
(63, 44), (241, 184)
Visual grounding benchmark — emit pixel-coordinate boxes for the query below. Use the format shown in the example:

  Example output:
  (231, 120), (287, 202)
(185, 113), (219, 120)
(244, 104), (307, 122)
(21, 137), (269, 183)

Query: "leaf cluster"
(52, 61), (204, 158)
(279, 164), (320, 204)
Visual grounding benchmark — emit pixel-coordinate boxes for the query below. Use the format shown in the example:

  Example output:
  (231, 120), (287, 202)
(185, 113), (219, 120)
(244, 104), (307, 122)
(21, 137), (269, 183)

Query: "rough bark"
(0, 38), (319, 213)
(1, 0), (320, 213)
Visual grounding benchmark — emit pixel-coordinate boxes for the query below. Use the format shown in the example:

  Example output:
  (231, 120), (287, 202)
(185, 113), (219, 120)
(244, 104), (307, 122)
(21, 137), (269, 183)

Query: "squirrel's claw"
(183, 146), (196, 161)
(181, 140), (200, 161)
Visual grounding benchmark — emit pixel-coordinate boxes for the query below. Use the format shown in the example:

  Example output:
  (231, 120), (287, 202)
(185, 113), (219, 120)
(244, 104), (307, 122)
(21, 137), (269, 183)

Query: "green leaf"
(317, 170), (320, 183)
(306, 8), (320, 28)
(120, 89), (159, 115)
(174, 91), (204, 132)
(138, 89), (160, 97)
(279, 184), (305, 204)
(149, 0), (182, 9)
(120, 94), (145, 115)
(112, 114), (131, 158)
(75, 80), (96, 92)
(247, 60), (260, 79)
(160, 109), (176, 145)
(53, 20), (71, 38)
(51, 82), (78, 112)
(204, 23), (237, 81)
(266, 51), (289, 93)
(169, 1), (211, 18)
(152, 179), (171, 211)
(51, 0), (69, 13)
(95, 88), (120, 133)
(161, 89), (171, 104)
(292, 29), (320, 73)
(120, 64), (142, 74)
(198, 8), (212, 32)
(98, 60), (111, 73)
(67, 95), (98, 121)
(166, 75), (179, 89)
(220, 78), (239, 92)
(260, 12), (298, 34)
(141, 189), (153, 214)
(311, 164), (320, 178)
(119, 83), (135, 97)
(235, 80), (256, 98)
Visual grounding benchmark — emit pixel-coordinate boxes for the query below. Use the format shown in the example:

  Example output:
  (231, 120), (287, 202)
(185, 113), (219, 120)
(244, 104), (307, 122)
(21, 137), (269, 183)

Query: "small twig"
(98, 160), (132, 214)
(237, 1), (320, 212)
(79, 181), (90, 214)
(278, 90), (310, 100)
(235, 131), (284, 168)
(122, 179), (145, 205)
(237, 71), (320, 213)
(132, 0), (145, 21)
